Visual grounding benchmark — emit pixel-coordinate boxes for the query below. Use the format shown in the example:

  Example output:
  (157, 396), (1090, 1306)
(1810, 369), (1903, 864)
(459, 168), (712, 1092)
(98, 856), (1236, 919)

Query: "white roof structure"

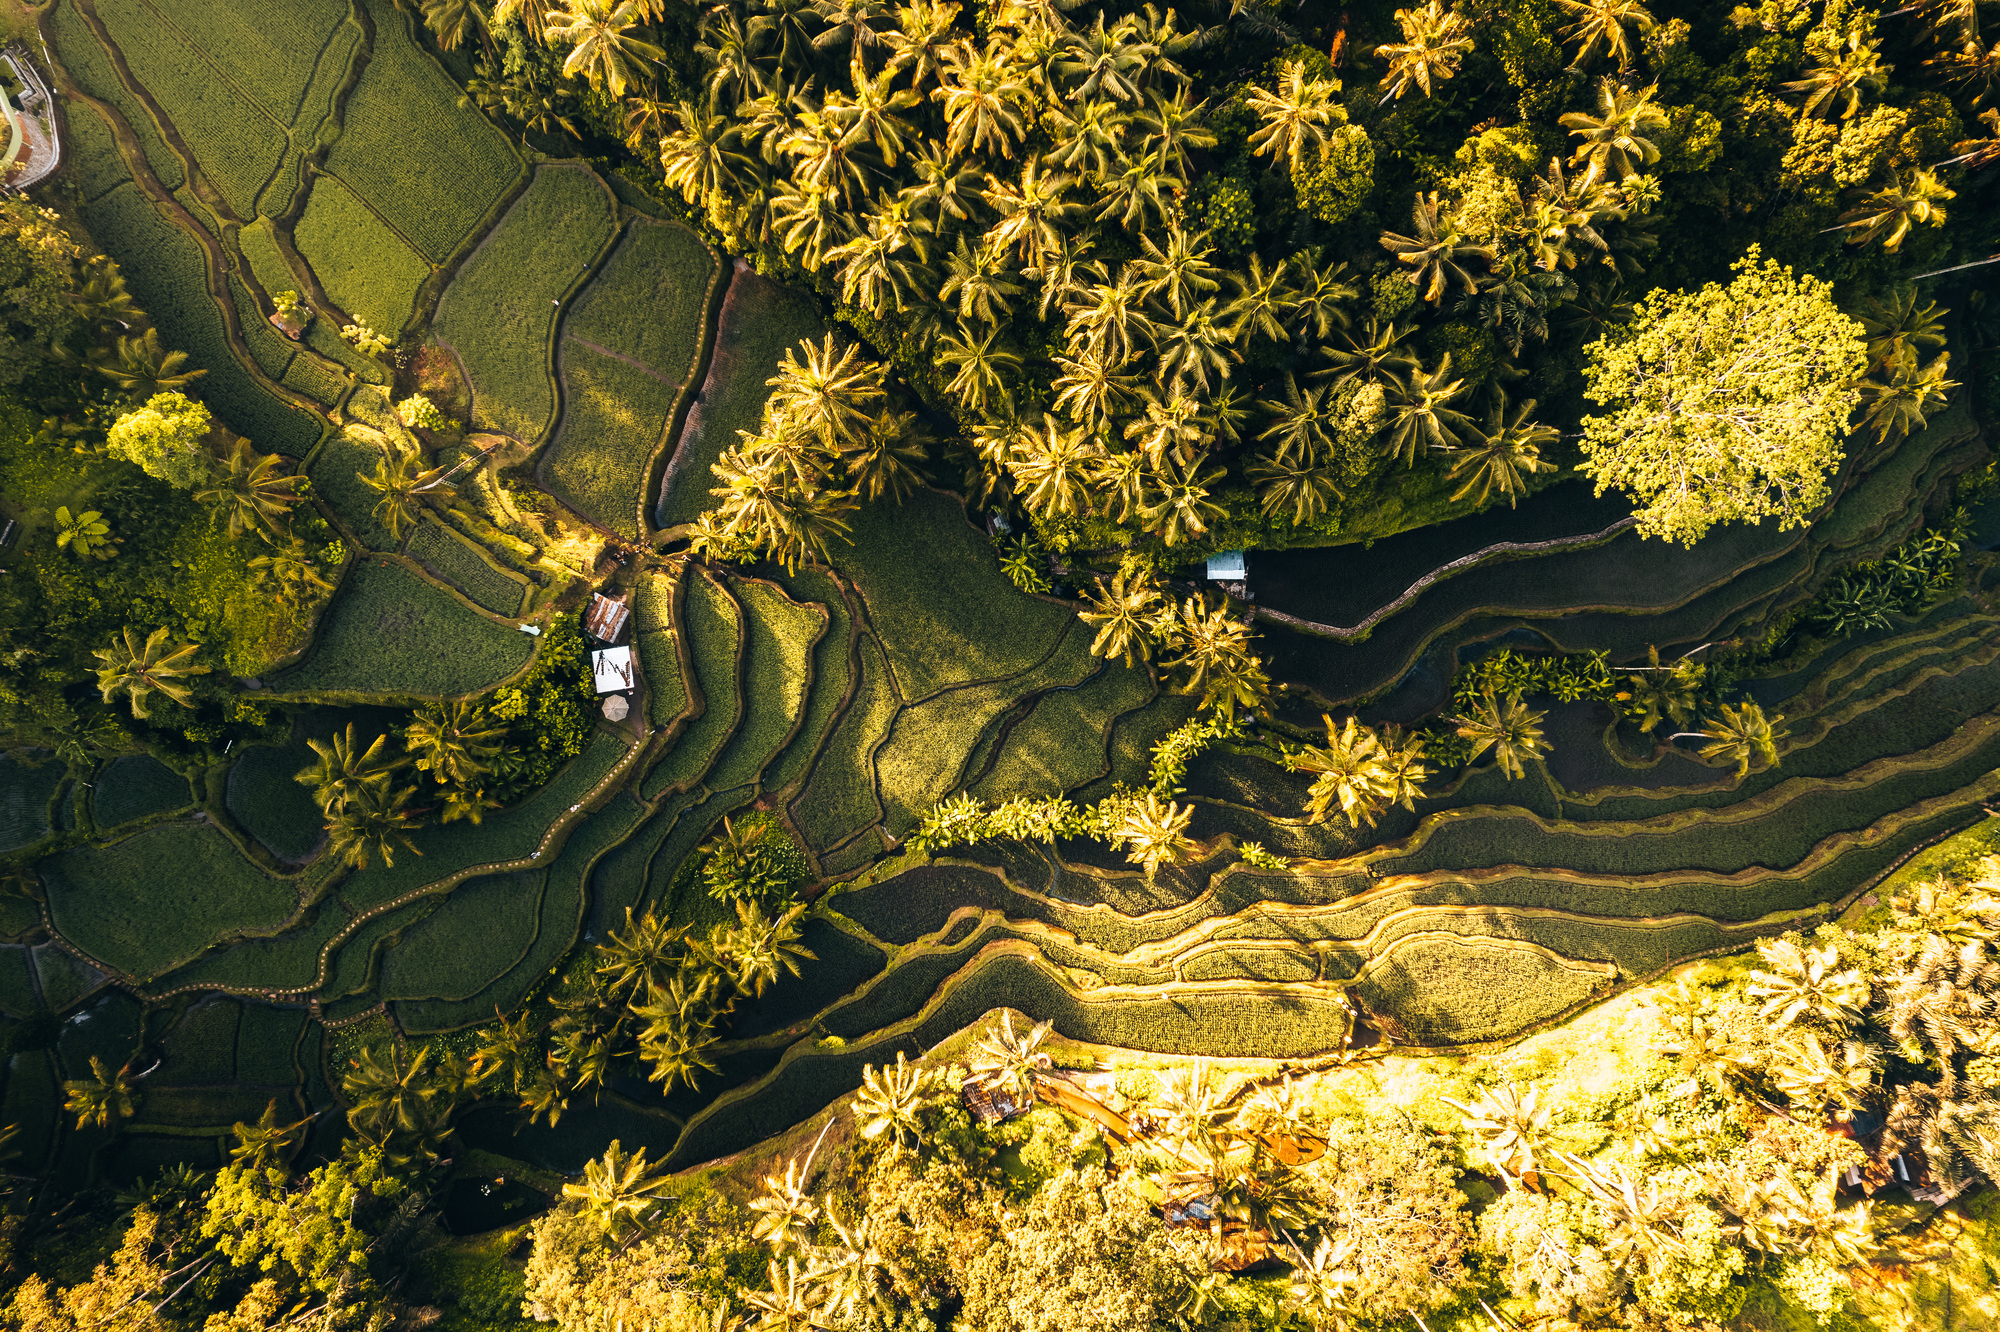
(591, 645), (635, 694)
(1206, 549), (1247, 580)
(602, 694), (630, 721)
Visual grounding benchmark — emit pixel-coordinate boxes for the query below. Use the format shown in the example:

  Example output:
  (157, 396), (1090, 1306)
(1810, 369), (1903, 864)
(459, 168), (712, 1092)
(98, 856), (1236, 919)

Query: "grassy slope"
(319, 0), (520, 263)
(263, 557), (533, 697)
(432, 165), (615, 444)
(40, 824), (296, 980)
(292, 175), (432, 336)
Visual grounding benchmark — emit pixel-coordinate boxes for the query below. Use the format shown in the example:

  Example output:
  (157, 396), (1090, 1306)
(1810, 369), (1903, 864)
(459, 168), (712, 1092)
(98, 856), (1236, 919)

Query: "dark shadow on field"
(1254, 479), (1631, 631)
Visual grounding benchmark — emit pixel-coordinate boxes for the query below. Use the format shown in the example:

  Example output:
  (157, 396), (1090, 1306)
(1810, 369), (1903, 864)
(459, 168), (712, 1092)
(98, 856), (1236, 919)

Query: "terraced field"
(9, 0), (1997, 1184)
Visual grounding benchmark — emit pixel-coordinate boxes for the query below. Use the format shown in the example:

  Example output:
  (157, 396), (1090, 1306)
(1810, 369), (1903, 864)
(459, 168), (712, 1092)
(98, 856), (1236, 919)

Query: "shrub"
(106, 392), (212, 489)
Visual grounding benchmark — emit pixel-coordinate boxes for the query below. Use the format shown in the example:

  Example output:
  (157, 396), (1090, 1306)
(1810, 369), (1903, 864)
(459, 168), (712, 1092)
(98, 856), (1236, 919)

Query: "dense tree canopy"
(1578, 250), (1867, 544)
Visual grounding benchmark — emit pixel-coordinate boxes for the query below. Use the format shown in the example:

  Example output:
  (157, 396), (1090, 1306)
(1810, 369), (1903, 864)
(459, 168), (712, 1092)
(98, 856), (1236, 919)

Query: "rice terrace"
(7, 0), (2000, 1325)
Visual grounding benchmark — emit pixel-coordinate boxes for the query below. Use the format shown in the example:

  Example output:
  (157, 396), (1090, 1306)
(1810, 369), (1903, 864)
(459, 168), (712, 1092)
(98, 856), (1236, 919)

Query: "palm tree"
(403, 701), (506, 788)
(597, 908), (685, 1003)
(749, 1152), (824, 1253)
(1012, 417), (1102, 520)
(939, 236), (1025, 325)
(420, 0), (494, 54)
(710, 901), (817, 998)
(1375, 0), (1474, 101)
(1882, 933), (2000, 1066)
(494, 0), (556, 40)
(813, 0), (888, 58)
(853, 1052), (936, 1152)
(547, 0), (664, 96)
(1244, 59), (1339, 172)
(937, 38), (1031, 159)
(1696, 701), (1786, 778)
(359, 448), (456, 542)
(1770, 1030), (1878, 1122)
(1123, 387), (1207, 468)
(94, 329), (205, 397)
(1251, 454), (1341, 525)
(1614, 644), (1703, 732)
(1139, 453), (1229, 547)
(1287, 250), (1359, 343)
(1155, 300), (1239, 392)
(93, 626), (206, 720)
(1747, 938), (1867, 1030)
(1440, 1083), (1552, 1182)
(968, 1011), (1054, 1102)
(228, 1100), (312, 1170)
(1559, 79), (1667, 183)
(1855, 288), (1948, 376)
(342, 1044), (443, 1145)
(938, 323), (1021, 413)
(1449, 391), (1558, 507)
(53, 506), (113, 560)
(1159, 595), (1266, 714)
(1256, 375), (1337, 466)
(1858, 353), (1957, 443)
(1453, 687), (1549, 779)
(659, 101), (755, 206)
(1787, 27), (1892, 120)
(696, 6), (771, 109)
(196, 439), (307, 540)
(1555, 0), (1654, 71)
(1837, 169), (1954, 251)
(767, 334), (887, 452)
(1080, 568), (1164, 665)
(1051, 351), (1140, 431)
(982, 161), (1085, 269)
(1286, 1236), (1360, 1331)
(295, 724), (405, 815)
(1383, 356), (1474, 467)
(843, 408), (928, 502)
(469, 1008), (548, 1097)
(1131, 84), (1216, 174)
(64, 1057), (140, 1131)
(1111, 791), (1197, 880)
(1320, 316), (1418, 387)
(1094, 150), (1182, 232)
(744, 1257), (830, 1332)
(1066, 272), (1155, 366)
(885, 0), (959, 85)
(1058, 12), (1147, 101)
(1289, 715), (1397, 829)
(1134, 226), (1222, 321)
(563, 1139), (669, 1236)
(325, 780), (423, 870)
(820, 1206), (893, 1321)
(1224, 253), (1297, 348)
(70, 255), (142, 335)
(1380, 194), (1490, 305)
(709, 446), (856, 572)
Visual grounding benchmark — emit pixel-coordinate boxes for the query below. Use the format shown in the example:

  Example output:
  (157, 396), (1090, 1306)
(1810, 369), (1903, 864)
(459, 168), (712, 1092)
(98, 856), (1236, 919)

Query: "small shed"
(590, 645), (635, 695)
(1205, 550), (1247, 580)
(583, 593), (631, 644)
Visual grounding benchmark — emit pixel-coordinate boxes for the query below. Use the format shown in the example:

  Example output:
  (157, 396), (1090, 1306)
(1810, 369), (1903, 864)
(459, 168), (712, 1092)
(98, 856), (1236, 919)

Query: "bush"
(106, 393), (211, 489)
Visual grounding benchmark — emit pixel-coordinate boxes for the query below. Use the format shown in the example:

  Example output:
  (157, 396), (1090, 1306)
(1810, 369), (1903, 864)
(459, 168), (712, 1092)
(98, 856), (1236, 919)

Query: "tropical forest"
(9, 0), (2000, 1325)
